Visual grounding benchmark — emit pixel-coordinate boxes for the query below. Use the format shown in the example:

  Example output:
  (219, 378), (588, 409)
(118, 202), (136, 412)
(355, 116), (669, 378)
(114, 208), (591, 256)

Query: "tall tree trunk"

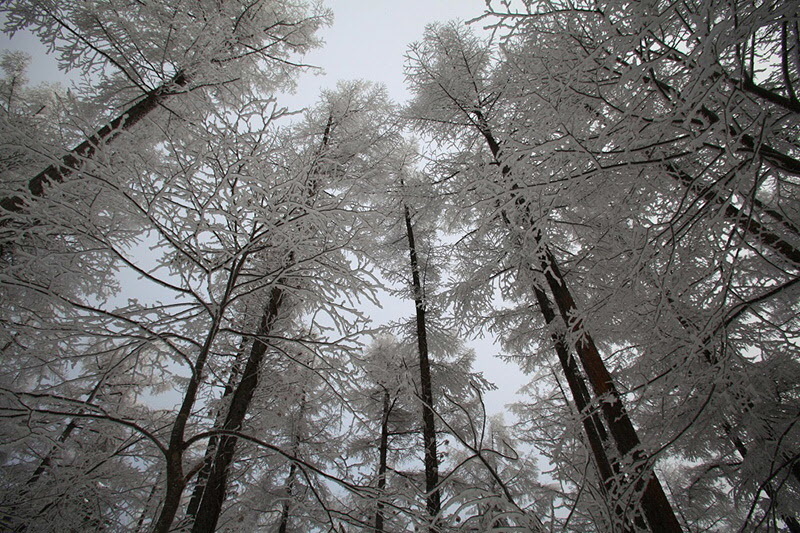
(374, 388), (392, 533)
(3, 379), (107, 532)
(537, 243), (682, 532)
(151, 253), (251, 533)
(25, 379), (104, 487)
(0, 72), (188, 214)
(190, 286), (284, 533)
(135, 478), (160, 533)
(276, 462), (298, 533)
(185, 346), (246, 521)
(186, 113), (333, 533)
(666, 164), (800, 266)
(403, 202), (441, 532)
(277, 390), (307, 533)
(474, 114), (682, 532)
(531, 285), (639, 532)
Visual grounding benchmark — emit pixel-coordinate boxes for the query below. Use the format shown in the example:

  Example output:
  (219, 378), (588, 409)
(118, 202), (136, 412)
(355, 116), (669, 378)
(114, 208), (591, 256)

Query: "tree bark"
(276, 461), (298, 533)
(374, 388), (392, 533)
(151, 253), (248, 533)
(276, 390), (307, 533)
(531, 284), (639, 532)
(0, 72), (188, 214)
(2, 380), (107, 532)
(190, 286), (284, 533)
(185, 347), (245, 521)
(403, 202), (441, 532)
(538, 243), (682, 532)
(474, 114), (682, 532)
(185, 113), (333, 533)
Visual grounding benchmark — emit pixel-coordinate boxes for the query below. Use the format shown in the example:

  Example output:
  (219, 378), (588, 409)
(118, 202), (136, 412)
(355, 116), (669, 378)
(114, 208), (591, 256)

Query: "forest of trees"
(0, 0), (798, 531)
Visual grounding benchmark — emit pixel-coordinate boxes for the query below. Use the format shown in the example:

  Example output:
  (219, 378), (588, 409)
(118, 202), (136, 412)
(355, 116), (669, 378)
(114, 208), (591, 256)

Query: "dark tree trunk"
(538, 243), (682, 532)
(0, 72), (188, 214)
(190, 286), (284, 533)
(135, 479), (160, 533)
(276, 462), (298, 533)
(474, 114), (682, 532)
(186, 113), (333, 533)
(531, 285), (639, 532)
(277, 389), (307, 533)
(666, 164), (800, 266)
(374, 388), (392, 533)
(26, 380), (103, 486)
(3, 380), (107, 532)
(403, 202), (441, 532)
(185, 348), (245, 521)
(152, 449), (188, 533)
(151, 253), (248, 533)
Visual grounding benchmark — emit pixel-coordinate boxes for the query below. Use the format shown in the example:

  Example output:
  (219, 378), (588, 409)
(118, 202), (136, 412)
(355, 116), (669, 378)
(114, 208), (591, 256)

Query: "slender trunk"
(474, 114), (682, 532)
(188, 115), (332, 533)
(152, 450), (186, 533)
(1, 72), (188, 214)
(666, 164), (800, 265)
(277, 392), (306, 533)
(26, 379), (105, 487)
(538, 242), (682, 532)
(151, 254), (249, 533)
(135, 477), (161, 533)
(190, 286), (284, 533)
(4, 381), (107, 532)
(185, 346), (245, 521)
(531, 285), (639, 532)
(278, 390), (306, 533)
(403, 202), (441, 531)
(374, 388), (392, 533)
(276, 462), (298, 533)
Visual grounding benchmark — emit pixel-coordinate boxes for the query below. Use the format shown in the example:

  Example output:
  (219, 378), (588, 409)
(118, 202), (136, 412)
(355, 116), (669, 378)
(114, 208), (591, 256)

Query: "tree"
(345, 335), (433, 532)
(461, 1), (800, 528)
(405, 21), (683, 531)
(0, 78), (392, 532)
(0, 0), (329, 213)
(3, 1), (799, 530)
(182, 81), (400, 533)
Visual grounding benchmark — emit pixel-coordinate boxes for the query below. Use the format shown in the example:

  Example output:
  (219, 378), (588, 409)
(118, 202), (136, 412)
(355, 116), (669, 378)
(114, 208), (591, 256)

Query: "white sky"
(0, 0), (529, 416)
(281, 0), (490, 107)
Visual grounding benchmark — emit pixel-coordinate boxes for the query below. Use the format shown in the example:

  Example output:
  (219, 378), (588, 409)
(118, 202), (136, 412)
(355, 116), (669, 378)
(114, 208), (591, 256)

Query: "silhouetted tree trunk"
(0, 72), (187, 214)
(475, 115), (683, 533)
(276, 390), (307, 533)
(403, 202), (441, 532)
(185, 347), (245, 522)
(374, 388), (392, 533)
(531, 285), (639, 532)
(187, 113), (334, 533)
(190, 286), (284, 533)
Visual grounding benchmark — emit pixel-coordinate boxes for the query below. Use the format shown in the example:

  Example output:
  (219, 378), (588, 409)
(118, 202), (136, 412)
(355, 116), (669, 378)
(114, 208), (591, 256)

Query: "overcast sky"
(0, 0), (528, 416)
(281, 0), (490, 107)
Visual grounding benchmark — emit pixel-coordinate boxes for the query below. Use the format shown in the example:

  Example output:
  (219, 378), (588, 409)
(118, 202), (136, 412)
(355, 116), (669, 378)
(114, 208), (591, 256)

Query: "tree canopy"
(0, 0), (798, 531)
